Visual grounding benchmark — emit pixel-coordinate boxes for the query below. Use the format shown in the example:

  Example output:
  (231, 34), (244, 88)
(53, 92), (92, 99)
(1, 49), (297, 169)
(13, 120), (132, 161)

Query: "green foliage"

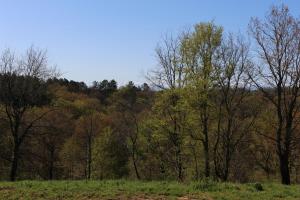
(92, 127), (129, 179)
(0, 74), (51, 108)
(59, 137), (84, 179)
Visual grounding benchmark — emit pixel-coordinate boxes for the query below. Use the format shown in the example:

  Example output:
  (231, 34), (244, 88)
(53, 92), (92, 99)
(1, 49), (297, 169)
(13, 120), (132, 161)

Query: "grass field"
(0, 180), (299, 200)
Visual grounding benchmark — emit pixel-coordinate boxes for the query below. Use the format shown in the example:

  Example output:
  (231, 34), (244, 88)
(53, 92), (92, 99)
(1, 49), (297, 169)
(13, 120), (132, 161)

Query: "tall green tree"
(150, 89), (189, 181)
(181, 22), (223, 177)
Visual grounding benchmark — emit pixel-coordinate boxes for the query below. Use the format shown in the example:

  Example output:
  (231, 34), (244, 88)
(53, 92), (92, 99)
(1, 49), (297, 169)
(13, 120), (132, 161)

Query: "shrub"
(254, 183), (263, 191)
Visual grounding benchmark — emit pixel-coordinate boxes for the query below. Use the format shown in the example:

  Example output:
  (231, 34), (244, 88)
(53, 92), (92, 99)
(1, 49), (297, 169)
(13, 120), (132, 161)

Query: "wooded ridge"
(0, 4), (300, 186)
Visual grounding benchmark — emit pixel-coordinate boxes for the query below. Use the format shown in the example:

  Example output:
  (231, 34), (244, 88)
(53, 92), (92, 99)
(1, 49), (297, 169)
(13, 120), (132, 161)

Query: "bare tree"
(213, 34), (255, 181)
(249, 4), (300, 184)
(147, 34), (187, 89)
(0, 46), (57, 181)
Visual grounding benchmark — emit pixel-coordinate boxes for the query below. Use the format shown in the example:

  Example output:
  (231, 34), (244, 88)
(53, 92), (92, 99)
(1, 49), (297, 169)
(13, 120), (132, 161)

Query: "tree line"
(0, 4), (300, 185)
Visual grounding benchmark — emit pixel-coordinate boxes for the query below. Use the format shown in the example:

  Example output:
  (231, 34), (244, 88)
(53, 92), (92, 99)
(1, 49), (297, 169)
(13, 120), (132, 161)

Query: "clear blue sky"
(0, 0), (299, 85)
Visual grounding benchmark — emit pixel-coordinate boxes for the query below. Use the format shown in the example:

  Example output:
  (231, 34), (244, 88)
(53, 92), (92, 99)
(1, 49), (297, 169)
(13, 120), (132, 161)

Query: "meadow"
(0, 180), (299, 200)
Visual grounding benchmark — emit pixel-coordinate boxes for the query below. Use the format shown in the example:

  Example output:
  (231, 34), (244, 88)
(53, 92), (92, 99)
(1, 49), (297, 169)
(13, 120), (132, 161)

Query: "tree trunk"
(222, 158), (229, 181)
(204, 143), (210, 177)
(48, 148), (54, 180)
(203, 118), (210, 177)
(176, 147), (183, 181)
(279, 152), (291, 185)
(10, 144), (20, 181)
(132, 118), (141, 180)
(132, 153), (141, 180)
(192, 145), (199, 180)
(86, 136), (92, 180)
(48, 162), (53, 180)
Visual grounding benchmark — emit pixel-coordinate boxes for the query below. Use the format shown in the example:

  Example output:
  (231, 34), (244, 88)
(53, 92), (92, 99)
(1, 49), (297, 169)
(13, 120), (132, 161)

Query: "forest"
(0, 4), (300, 188)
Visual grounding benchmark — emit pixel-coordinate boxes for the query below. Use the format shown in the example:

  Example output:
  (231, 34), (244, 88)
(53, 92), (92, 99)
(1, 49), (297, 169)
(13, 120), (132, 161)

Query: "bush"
(254, 183), (263, 191)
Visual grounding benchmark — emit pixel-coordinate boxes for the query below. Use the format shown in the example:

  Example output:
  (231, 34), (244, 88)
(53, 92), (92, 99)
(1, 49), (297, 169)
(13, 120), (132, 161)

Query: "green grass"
(0, 180), (299, 199)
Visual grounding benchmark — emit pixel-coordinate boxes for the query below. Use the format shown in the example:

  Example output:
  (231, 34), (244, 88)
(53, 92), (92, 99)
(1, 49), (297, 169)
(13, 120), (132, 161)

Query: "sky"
(0, 0), (299, 86)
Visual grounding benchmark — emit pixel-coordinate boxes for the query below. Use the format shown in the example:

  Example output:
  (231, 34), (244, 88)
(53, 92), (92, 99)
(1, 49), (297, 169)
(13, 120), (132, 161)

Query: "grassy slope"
(0, 180), (299, 200)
